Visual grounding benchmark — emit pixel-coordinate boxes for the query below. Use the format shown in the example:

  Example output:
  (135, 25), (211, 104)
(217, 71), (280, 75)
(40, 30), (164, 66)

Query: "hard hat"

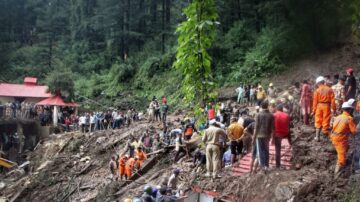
(316, 76), (325, 84)
(209, 119), (216, 125)
(342, 101), (354, 109)
(270, 99), (276, 104)
(144, 185), (153, 194)
(132, 198), (142, 202)
(288, 95), (294, 101)
(258, 85), (263, 89)
(124, 154), (129, 158)
(347, 98), (355, 106)
(346, 67), (353, 73)
(269, 83), (273, 87)
(255, 106), (260, 110)
(124, 199), (132, 202)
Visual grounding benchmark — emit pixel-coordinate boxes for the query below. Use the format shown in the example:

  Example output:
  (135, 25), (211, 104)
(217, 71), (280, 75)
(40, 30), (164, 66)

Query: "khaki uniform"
(202, 125), (226, 177)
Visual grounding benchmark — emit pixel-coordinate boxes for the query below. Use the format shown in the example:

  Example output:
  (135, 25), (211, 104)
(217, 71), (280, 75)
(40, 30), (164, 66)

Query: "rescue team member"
(227, 116), (244, 165)
(330, 101), (356, 174)
(118, 154), (128, 180)
(312, 76), (336, 141)
(135, 147), (147, 168)
(202, 120), (227, 179)
(125, 157), (137, 179)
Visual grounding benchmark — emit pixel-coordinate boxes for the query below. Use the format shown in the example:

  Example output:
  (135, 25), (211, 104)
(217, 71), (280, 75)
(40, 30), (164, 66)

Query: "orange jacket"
(125, 158), (136, 169)
(331, 111), (356, 143)
(135, 151), (147, 161)
(118, 156), (127, 167)
(313, 84), (336, 113)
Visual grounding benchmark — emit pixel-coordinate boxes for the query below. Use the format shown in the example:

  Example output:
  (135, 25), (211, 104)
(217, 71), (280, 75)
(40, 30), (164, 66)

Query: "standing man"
(330, 101), (356, 174)
(202, 120), (227, 178)
(236, 85), (245, 104)
(300, 80), (312, 125)
(313, 76), (336, 141)
(267, 83), (277, 100)
(256, 86), (267, 106)
(332, 77), (346, 113)
(183, 119), (198, 140)
(160, 100), (168, 123)
(227, 117), (244, 165)
(148, 98), (156, 123)
(345, 67), (356, 101)
(273, 105), (291, 168)
(253, 101), (274, 172)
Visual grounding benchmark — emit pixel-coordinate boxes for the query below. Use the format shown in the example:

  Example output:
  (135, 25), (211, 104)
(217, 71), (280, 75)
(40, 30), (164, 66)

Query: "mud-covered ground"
(1, 108), (360, 202)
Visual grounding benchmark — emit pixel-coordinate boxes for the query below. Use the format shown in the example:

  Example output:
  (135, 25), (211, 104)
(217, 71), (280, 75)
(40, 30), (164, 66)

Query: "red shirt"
(273, 111), (290, 138)
(208, 109), (215, 120)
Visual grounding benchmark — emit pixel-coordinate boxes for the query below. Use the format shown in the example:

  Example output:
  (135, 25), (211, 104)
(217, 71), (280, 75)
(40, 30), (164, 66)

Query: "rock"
(0, 182), (6, 191)
(96, 137), (107, 144)
(80, 156), (91, 162)
(275, 181), (302, 201)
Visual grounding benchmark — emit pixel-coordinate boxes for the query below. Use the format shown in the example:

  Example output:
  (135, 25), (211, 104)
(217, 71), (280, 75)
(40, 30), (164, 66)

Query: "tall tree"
(174, 0), (218, 106)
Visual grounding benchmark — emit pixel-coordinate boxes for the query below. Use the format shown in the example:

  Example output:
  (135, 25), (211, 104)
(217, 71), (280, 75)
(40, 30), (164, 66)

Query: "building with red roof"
(0, 77), (52, 104)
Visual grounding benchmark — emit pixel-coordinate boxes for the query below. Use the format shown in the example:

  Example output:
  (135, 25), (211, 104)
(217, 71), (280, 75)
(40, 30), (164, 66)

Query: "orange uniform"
(125, 158), (136, 178)
(118, 156), (127, 177)
(313, 84), (336, 135)
(135, 150), (147, 168)
(330, 111), (356, 167)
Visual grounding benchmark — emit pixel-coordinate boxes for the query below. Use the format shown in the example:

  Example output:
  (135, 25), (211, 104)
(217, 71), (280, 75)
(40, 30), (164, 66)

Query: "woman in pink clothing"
(300, 80), (312, 125)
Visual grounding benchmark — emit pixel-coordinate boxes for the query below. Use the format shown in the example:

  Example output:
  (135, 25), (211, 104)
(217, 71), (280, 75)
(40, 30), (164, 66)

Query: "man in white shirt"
(78, 114), (86, 133)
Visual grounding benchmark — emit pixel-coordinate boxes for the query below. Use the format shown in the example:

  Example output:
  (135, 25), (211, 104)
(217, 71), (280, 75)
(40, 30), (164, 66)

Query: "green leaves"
(174, 0), (218, 107)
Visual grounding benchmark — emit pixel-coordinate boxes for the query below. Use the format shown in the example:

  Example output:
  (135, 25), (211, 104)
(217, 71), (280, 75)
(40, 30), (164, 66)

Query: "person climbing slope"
(330, 101), (356, 175)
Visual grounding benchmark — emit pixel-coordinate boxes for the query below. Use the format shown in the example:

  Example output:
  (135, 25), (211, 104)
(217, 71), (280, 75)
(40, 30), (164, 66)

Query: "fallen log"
(146, 149), (164, 156)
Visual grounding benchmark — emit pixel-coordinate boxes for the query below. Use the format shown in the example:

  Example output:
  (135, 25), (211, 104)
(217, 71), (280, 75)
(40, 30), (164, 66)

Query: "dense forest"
(0, 0), (359, 109)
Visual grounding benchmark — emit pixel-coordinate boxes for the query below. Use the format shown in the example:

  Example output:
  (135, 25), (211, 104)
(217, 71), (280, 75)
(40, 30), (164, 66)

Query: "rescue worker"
(300, 80), (312, 125)
(332, 77), (346, 113)
(202, 120), (227, 178)
(118, 154), (129, 180)
(312, 76), (336, 141)
(330, 101), (356, 174)
(125, 157), (137, 179)
(135, 147), (147, 168)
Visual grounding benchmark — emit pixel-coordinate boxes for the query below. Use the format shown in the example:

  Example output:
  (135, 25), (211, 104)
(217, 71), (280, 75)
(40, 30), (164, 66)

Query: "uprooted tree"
(174, 0), (219, 109)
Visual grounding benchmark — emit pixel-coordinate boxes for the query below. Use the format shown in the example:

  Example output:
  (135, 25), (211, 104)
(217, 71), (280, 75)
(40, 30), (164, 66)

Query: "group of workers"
(110, 146), (148, 181)
(306, 68), (358, 174)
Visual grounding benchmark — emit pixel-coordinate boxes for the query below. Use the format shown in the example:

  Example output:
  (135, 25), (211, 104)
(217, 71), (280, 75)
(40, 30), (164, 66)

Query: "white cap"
(209, 119), (216, 125)
(269, 83), (273, 87)
(347, 98), (355, 106)
(288, 95), (294, 101)
(316, 76), (325, 84)
(255, 106), (260, 110)
(270, 99), (276, 104)
(342, 101), (354, 109)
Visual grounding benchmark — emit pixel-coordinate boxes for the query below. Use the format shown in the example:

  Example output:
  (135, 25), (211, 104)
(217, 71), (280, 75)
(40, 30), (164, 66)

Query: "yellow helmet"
(124, 199), (132, 202)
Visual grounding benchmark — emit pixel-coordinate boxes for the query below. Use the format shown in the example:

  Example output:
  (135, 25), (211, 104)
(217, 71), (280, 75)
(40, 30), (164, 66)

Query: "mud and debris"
(1, 105), (360, 202)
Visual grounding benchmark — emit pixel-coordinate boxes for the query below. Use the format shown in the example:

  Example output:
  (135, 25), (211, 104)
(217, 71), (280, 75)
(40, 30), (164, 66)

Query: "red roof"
(37, 95), (79, 107)
(0, 82), (51, 98)
(24, 77), (37, 85)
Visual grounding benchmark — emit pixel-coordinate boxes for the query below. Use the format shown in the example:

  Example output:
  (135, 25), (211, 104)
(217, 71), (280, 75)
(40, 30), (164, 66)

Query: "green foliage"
(46, 69), (75, 102)
(174, 0), (219, 106)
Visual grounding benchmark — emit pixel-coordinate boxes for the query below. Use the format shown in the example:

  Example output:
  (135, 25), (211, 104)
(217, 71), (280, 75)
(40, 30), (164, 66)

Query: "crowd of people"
(113, 67), (360, 201)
